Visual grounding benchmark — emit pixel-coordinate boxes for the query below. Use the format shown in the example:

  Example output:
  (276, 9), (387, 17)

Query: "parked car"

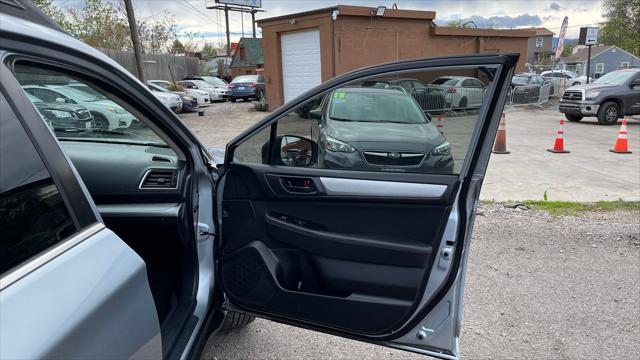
(228, 74), (264, 102)
(0, 2), (519, 360)
(308, 87), (454, 173)
(429, 76), (486, 110)
(150, 88), (182, 113)
(25, 92), (93, 131)
(148, 80), (210, 107)
(21, 84), (135, 129)
(361, 78), (428, 94)
(540, 70), (590, 86)
(510, 73), (552, 104)
(183, 75), (228, 88)
(559, 68), (640, 125)
(177, 79), (227, 102)
(148, 82), (198, 112)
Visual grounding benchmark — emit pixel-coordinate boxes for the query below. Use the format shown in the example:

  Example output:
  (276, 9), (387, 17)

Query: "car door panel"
(218, 54), (517, 358)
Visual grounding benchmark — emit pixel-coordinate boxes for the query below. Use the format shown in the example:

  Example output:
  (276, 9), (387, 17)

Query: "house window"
(595, 63), (605, 74)
(620, 62), (630, 68)
(536, 37), (543, 47)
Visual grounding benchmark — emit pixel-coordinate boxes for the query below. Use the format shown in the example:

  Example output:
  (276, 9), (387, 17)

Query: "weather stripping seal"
(319, 177), (447, 198)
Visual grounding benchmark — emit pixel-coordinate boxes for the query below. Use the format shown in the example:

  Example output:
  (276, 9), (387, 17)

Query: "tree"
(67, 0), (131, 50)
(138, 11), (178, 55)
(181, 31), (201, 54)
(170, 39), (186, 54)
(561, 44), (575, 58)
(201, 42), (217, 58)
(599, 0), (640, 55)
(31, 0), (72, 31)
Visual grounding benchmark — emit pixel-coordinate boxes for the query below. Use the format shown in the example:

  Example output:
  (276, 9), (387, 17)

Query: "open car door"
(216, 54), (517, 359)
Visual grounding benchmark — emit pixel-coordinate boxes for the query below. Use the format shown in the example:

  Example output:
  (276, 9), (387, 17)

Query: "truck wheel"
(597, 101), (620, 125)
(565, 114), (583, 122)
(221, 311), (255, 331)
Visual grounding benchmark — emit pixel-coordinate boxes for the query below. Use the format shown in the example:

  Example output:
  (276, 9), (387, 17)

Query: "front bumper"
(559, 100), (600, 116)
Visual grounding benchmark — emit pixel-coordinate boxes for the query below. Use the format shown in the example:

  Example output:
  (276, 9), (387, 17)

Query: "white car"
(541, 70), (590, 86)
(22, 84), (135, 129)
(150, 90), (182, 113)
(178, 79), (228, 102)
(429, 76), (486, 110)
(148, 80), (210, 107)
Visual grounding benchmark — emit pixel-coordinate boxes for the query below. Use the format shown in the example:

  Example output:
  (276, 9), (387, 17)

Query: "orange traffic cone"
(547, 119), (570, 153)
(492, 113), (510, 154)
(436, 115), (444, 135)
(610, 119), (632, 154)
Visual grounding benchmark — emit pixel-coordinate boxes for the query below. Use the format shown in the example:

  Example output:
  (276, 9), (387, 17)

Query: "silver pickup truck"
(559, 68), (640, 125)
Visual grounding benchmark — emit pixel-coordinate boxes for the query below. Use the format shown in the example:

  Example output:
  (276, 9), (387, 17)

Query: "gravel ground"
(202, 205), (640, 360)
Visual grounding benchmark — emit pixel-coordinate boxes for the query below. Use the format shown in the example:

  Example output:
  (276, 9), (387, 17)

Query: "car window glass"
(234, 66), (497, 175)
(14, 63), (168, 147)
(0, 92), (77, 275)
(399, 81), (413, 92)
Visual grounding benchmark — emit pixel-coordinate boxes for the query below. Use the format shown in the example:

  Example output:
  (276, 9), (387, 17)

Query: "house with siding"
(558, 45), (640, 78)
(525, 28), (555, 66)
(229, 37), (263, 78)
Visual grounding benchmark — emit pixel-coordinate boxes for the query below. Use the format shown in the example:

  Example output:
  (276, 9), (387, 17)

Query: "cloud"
(458, 14), (543, 28)
(548, 2), (563, 11)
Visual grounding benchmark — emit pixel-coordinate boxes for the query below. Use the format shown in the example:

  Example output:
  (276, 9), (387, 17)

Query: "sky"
(56, 0), (606, 47)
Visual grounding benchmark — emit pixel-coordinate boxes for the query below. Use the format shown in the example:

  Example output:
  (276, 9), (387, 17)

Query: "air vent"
(151, 156), (172, 163)
(140, 170), (179, 189)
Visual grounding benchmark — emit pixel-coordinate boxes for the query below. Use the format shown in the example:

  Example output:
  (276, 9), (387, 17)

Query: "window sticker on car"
(334, 92), (346, 99)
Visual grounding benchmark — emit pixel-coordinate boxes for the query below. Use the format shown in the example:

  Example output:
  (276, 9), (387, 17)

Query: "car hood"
(324, 119), (445, 152)
(566, 83), (617, 91)
(33, 102), (87, 112)
(152, 91), (180, 100)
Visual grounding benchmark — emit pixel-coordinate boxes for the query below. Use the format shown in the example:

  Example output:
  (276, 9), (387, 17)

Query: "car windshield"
(68, 84), (108, 100)
(564, 71), (579, 78)
(431, 78), (459, 86)
(232, 75), (258, 84)
(201, 76), (227, 86)
(594, 71), (637, 85)
(192, 80), (213, 88)
(328, 90), (427, 124)
(54, 86), (101, 102)
(150, 81), (171, 90)
(512, 76), (530, 85)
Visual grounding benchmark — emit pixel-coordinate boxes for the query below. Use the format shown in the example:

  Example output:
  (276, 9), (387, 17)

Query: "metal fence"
(507, 83), (552, 107)
(97, 48), (201, 81)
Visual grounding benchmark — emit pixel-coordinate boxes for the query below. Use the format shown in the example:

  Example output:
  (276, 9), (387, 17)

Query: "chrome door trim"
(319, 177), (447, 198)
(0, 222), (105, 291)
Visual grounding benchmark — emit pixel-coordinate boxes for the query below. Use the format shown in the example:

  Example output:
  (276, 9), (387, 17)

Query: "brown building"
(257, 5), (536, 107)
(229, 37), (264, 78)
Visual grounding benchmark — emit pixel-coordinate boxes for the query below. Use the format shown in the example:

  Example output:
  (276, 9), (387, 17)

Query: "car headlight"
(107, 107), (127, 114)
(48, 109), (73, 118)
(323, 136), (356, 153)
(585, 91), (600, 100)
(430, 141), (451, 156)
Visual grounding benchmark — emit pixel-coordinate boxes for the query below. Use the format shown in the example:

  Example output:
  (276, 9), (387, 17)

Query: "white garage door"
(281, 30), (322, 103)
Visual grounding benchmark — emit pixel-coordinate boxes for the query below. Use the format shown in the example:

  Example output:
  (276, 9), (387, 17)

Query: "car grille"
(363, 151), (425, 166)
(563, 90), (583, 101)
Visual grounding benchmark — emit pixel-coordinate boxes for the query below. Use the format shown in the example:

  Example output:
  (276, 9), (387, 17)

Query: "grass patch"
(520, 200), (640, 216)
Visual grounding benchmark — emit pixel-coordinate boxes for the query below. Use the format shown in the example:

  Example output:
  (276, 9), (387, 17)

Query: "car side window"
(0, 92), (77, 275)
(233, 66), (497, 175)
(461, 79), (473, 87)
(14, 63), (167, 146)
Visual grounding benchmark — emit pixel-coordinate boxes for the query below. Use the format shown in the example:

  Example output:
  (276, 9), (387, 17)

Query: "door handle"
(280, 177), (316, 194)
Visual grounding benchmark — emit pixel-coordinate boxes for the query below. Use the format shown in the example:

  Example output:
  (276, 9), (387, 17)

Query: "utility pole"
(586, 45), (592, 84)
(124, 0), (145, 82)
(224, 6), (230, 56)
(252, 9), (256, 38)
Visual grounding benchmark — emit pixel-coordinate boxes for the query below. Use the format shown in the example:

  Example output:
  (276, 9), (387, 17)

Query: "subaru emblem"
(388, 152), (401, 159)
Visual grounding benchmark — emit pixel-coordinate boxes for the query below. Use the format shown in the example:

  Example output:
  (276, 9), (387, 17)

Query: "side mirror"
(261, 135), (318, 167)
(308, 108), (321, 120)
(630, 79), (640, 87)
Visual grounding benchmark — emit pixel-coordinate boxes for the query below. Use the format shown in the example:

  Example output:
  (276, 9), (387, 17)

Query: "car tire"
(565, 114), (583, 122)
(230, 98), (236, 103)
(597, 101), (620, 125)
(91, 112), (109, 129)
(221, 311), (255, 331)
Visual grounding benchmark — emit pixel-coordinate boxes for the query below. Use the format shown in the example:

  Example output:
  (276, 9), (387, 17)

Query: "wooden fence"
(97, 48), (201, 82)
